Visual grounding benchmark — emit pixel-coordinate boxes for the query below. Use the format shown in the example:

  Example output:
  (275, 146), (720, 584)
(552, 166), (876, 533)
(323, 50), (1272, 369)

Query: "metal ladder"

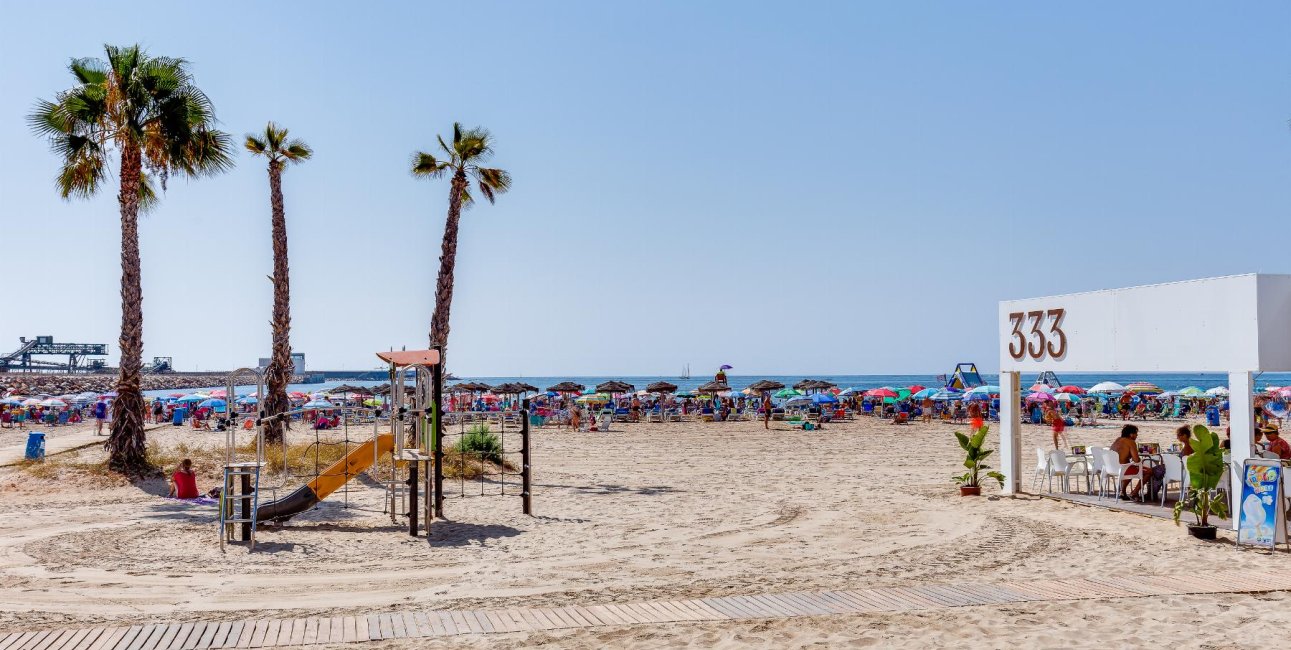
(220, 462), (263, 551)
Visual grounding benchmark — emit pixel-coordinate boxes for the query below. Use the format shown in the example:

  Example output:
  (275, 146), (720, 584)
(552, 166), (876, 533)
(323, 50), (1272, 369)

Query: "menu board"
(1237, 460), (1283, 549)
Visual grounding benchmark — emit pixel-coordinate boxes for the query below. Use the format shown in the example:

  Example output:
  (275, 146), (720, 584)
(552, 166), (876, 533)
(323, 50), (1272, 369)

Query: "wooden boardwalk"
(4, 568), (1291, 649)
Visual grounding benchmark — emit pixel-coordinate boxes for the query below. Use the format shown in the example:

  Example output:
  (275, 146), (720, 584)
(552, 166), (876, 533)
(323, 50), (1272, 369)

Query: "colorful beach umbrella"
(812, 393), (839, 404)
(1028, 383), (1055, 393)
(1178, 387), (1205, 398)
(303, 399), (334, 408)
(866, 388), (898, 399)
(773, 388), (802, 398)
(1089, 382), (1126, 394)
(1056, 386), (1086, 395)
(964, 385), (1000, 397)
(1026, 392), (1056, 403)
(912, 388), (938, 400)
(1125, 382), (1162, 394)
(1205, 386), (1229, 397)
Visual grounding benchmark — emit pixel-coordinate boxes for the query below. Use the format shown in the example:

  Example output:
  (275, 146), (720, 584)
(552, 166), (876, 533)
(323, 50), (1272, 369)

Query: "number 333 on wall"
(1007, 309), (1067, 361)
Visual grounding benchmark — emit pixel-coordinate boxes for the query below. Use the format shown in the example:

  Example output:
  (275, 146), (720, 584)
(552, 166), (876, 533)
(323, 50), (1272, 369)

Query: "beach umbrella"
(812, 393), (839, 404)
(646, 381), (678, 394)
(1028, 383), (1055, 393)
(932, 390), (961, 401)
(575, 393), (609, 403)
(362, 398), (383, 407)
(773, 388), (802, 398)
(21, 398), (41, 406)
(209, 389), (228, 398)
(1125, 382), (1162, 395)
(39, 398), (67, 408)
(1178, 387), (1205, 398)
(1089, 382), (1126, 394)
(546, 381), (585, 393)
(235, 396), (259, 405)
(169, 392), (186, 398)
(596, 380), (635, 394)
(100, 391), (118, 398)
(746, 380), (785, 392)
(866, 388), (898, 399)
(965, 392), (993, 401)
(1205, 386), (1229, 397)
(479, 393), (501, 403)
(784, 395), (812, 406)
(720, 364), (733, 370)
(176, 394), (206, 404)
(197, 398), (227, 411)
(1054, 393), (1077, 403)
(908, 385), (926, 393)
(1057, 386), (1086, 395)
(697, 380), (730, 394)
(1026, 391), (1056, 403)
(912, 388), (938, 400)
(303, 399), (334, 409)
(964, 385), (1000, 397)
(0, 397), (24, 406)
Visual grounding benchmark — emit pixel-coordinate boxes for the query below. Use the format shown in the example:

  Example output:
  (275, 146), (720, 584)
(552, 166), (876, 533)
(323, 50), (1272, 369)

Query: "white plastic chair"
(1032, 448), (1049, 491)
(1047, 449), (1078, 494)
(1088, 448), (1106, 499)
(1101, 448), (1141, 502)
(1160, 453), (1189, 506)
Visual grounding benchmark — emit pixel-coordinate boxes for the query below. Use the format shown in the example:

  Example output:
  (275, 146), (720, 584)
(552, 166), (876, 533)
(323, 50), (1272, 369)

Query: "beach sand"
(0, 414), (1287, 647)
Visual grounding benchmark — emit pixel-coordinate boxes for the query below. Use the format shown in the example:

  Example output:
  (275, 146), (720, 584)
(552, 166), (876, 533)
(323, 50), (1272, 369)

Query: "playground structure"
(219, 347), (532, 550)
(0, 336), (107, 373)
(1032, 370), (1063, 389)
(944, 362), (986, 391)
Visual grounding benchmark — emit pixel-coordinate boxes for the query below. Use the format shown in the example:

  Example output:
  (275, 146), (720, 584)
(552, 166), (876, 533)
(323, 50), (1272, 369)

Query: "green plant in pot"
(954, 426), (1004, 496)
(1172, 424), (1229, 540)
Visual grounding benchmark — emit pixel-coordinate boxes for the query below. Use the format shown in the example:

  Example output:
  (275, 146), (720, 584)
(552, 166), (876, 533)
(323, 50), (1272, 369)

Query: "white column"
(1228, 371), (1253, 531)
(999, 371), (1022, 495)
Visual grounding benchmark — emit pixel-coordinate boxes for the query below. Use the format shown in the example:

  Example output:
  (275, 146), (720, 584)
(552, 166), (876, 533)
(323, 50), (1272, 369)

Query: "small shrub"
(454, 426), (503, 465)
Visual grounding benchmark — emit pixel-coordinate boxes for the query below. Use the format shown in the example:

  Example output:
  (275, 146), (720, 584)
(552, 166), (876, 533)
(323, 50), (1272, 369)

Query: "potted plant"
(954, 425), (1004, 496)
(1172, 424), (1229, 540)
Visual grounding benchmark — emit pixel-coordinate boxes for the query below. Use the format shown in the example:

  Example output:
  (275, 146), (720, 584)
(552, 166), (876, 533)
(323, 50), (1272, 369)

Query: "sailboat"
(680, 364), (690, 379)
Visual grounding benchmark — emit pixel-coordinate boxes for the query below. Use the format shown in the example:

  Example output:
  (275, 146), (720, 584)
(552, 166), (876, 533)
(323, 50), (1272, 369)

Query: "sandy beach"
(0, 414), (1283, 647)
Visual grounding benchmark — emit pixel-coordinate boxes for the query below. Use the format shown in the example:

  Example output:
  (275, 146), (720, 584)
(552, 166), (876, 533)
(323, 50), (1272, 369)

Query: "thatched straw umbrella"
(697, 380), (730, 394)
(646, 380), (678, 394)
(746, 379), (785, 392)
(547, 381), (585, 393)
(596, 380), (635, 395)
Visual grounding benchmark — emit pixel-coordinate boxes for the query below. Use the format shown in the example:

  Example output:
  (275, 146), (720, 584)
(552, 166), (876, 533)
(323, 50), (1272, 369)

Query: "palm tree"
(246, 123), (312, 444)
(29, 45), (232, 473)
(411, 124), (511, 362)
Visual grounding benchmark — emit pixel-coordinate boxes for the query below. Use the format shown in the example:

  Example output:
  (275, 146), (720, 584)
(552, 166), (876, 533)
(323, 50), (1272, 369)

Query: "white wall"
(999, 274), (1291, 373)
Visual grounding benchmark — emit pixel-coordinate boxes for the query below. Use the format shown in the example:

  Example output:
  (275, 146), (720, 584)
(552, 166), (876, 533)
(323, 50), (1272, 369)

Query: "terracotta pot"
(959, 486), (981, 496)
(1187, 524), (1217, 540)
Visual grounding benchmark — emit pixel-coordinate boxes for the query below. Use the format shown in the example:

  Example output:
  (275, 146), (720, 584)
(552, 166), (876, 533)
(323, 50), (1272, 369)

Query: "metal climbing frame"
(220, 367), (266, 551)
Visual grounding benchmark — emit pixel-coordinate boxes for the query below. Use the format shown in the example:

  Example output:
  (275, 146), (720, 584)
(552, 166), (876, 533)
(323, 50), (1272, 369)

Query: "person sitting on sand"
(1110, 425), (1144, 499)
(169, 459), (200, 499)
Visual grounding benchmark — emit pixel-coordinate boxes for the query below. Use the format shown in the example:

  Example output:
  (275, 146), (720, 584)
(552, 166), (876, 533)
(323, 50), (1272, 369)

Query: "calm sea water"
(143, 372), (1291, 397)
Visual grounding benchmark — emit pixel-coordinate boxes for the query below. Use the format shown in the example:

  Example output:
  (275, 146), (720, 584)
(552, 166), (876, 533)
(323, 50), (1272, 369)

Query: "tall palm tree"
(245, 123), (311, 444)
(411, 124), (511, 362)
(29, 45), (232, 473)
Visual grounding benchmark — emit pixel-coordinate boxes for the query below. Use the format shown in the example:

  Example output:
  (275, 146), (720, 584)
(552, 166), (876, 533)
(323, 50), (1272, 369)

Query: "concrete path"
(4, 568), (1291, 649)
(0, 427), (102, 467)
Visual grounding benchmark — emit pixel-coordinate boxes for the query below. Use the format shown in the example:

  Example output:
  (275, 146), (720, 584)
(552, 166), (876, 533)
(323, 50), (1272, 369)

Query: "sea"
(142, 372), (1291, 398)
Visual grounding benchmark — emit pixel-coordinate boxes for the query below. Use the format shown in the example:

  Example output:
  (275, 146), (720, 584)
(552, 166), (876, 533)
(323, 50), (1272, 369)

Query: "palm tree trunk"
(105, 141), (148, 474)
(428, 170), (468, 365)
(263, 161), (291, 444)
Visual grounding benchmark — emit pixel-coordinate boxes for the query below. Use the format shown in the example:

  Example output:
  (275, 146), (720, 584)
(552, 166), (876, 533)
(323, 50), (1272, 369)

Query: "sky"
(1, 1), (1289, 376)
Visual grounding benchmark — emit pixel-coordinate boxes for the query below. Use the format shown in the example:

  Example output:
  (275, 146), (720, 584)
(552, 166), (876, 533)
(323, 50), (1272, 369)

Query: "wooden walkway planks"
(12, 568), (1291, 649)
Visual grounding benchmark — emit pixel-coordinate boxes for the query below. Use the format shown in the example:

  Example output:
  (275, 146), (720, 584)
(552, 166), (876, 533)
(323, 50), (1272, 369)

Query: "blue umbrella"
(812, 393), (839, 404)
(912, 388), (938, 400)
(932, 390), (962, 401)
(197, 398), (227, 411)
(176, 394), (207, 404)
(303, 399), (334, 409)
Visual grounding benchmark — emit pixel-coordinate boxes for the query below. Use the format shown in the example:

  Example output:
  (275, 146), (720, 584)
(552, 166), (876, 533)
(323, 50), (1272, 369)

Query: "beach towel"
(170, 496), (219, 506)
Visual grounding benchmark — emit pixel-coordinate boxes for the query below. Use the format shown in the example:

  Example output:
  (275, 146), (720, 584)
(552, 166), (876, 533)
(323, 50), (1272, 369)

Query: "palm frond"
(179, 128), (234, 177)
(54, 144), (106, 200)
(68, 57), (107, 85)
(283, 139), (312, 162)
(138, 172), (159, 213)
(411, 152), (449, 178)
(245, 135), (268, 155)
(454, 126), (492, 162)
(473, 166), (511, 194)
(477, 181), (495, 204)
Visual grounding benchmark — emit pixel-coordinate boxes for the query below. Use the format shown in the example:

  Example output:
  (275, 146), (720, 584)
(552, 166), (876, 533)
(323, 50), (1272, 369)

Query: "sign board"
(999, 274), (1291, 373)
(1236, 459), (1283, 549)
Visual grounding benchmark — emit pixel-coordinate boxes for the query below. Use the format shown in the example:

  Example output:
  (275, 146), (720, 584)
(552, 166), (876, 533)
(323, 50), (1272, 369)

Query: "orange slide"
(256, 433), (394, 522)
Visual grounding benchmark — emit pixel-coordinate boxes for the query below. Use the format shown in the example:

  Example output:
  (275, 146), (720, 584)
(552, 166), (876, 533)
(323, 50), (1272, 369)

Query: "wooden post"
(432, 347), (445, 519)
(522, 398), (532, 515)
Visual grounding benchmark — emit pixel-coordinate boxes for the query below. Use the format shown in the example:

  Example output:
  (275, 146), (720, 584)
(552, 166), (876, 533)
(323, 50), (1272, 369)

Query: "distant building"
(258, 353), (305, 376)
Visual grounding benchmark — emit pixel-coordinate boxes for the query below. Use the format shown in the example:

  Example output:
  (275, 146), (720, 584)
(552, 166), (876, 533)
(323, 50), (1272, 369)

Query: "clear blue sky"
(1, 2), (1288, 376)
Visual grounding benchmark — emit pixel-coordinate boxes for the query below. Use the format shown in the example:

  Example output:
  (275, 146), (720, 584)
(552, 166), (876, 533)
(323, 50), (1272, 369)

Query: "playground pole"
(432, 346), (444, 519)
(521, 397), (532, 516)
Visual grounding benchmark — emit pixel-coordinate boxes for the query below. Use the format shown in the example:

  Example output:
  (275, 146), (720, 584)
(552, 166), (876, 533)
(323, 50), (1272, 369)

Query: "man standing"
(93, 398), (107, 435)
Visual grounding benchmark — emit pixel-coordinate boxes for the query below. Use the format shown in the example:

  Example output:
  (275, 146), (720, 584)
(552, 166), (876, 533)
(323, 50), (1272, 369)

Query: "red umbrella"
(866, 388), (898, 398)
(1057, 386), (1086, 395)
(908, 385), (926, 393)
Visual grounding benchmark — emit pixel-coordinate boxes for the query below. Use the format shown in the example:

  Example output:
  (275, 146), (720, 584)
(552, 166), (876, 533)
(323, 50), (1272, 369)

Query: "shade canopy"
(696, 380), (730, 393)
(546, 381), (586, 393)
(646, 381), (679, 393)
(746, 379), (785, 391)
(596, 380), (635, 393)
(327, 384), (372, 396)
